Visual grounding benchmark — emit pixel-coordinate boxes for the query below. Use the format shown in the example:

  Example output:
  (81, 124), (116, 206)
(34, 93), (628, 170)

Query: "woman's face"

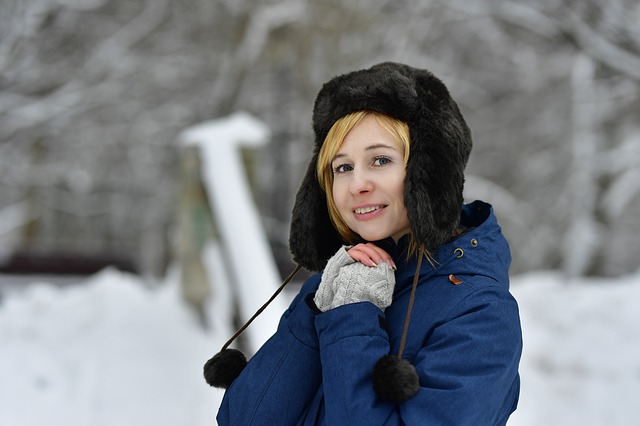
(331, 115), (410, 243)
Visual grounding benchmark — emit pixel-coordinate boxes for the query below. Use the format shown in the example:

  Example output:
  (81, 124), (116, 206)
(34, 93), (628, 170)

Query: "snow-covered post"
(179, 112), (286, 354)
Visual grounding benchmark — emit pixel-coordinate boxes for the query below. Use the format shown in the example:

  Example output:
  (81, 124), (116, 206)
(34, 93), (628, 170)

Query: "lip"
(352, 204), (387, 221)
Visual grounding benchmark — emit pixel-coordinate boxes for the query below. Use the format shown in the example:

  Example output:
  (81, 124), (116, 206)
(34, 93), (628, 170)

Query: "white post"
(179, 112), (286, 354)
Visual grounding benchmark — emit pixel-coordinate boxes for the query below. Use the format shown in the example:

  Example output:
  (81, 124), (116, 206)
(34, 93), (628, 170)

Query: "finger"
(360, 243), (396, 269)
(348, 244), (396, 269)
(350, 243), (391, 264)
(347, 246), (377, 267)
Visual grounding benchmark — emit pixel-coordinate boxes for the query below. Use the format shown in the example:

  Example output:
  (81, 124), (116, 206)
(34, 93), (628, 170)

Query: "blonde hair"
(316, 110), (411, 245)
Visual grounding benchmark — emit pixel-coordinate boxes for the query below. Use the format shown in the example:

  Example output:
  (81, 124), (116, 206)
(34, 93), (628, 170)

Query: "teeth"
(355, 206), (382, 214)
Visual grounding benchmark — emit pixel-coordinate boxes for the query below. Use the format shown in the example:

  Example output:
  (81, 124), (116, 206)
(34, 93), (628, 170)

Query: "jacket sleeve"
(315, 282), (522, 426)
(216, 275), (323, 426)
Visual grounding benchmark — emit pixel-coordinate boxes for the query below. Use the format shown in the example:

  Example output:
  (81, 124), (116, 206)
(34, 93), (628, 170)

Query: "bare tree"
(1, 0), (638, 278)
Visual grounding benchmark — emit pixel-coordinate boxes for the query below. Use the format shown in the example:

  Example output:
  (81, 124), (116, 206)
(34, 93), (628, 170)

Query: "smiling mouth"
(354, 205), (386, 215)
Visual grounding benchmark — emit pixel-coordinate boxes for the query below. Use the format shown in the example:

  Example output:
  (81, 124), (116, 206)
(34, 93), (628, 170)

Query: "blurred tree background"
(1, 0), (639, 279)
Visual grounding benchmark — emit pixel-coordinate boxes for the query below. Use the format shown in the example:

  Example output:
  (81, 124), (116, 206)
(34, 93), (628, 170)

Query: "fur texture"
(289, 62), (472, 271)
(372, 355), (420, 402)
(203, 348), (247, 389)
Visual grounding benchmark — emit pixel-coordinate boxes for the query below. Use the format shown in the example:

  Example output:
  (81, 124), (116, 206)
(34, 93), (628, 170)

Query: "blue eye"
(373, 156), (392, 166)
(333, 164), (353, 174)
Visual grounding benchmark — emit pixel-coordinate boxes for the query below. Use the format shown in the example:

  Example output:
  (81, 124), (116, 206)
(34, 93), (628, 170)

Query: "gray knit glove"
(314, 246), (396, 312)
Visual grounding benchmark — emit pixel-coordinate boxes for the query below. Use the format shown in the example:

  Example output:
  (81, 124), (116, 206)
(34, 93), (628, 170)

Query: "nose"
(349, 169), (373, 195)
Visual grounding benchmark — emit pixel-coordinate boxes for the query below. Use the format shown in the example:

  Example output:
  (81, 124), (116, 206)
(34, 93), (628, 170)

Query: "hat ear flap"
(403, 132), (462, 250)
(402, 74), (470, 250)
(289, 154), (342, 272)
(403, 129), (447, 250)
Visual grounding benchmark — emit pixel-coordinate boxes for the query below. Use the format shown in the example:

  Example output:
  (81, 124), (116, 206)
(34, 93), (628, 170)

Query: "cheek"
(332, 181), (348, 211)
(388, 173), (406, 202)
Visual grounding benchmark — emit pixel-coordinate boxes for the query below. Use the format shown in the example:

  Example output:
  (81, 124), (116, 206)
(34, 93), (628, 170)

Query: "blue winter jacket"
(217, 201), (522, 425)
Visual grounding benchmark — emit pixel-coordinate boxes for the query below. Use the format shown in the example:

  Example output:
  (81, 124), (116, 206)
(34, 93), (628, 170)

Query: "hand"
(313, 247), (354, 311)
(314, 245), (396, 312)
(347, 243), (397, 270)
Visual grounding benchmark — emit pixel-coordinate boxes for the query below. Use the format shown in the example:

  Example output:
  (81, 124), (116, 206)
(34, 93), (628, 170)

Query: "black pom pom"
(372, 355), (420, 403)
(203, 348), (247, 389)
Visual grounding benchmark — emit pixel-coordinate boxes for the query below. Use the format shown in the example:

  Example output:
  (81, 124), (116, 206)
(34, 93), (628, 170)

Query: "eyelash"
(332, 156), (393, 174)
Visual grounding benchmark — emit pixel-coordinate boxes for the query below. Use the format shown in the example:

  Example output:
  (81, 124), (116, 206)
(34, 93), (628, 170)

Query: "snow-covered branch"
(559, 6), (640, 81)
(0, 0), (170, 138)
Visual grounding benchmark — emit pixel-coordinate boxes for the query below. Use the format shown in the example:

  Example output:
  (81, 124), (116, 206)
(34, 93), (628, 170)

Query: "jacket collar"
(374, 201), (511, 294)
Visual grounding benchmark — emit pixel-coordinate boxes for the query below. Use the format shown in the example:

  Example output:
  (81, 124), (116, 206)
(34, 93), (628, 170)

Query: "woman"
(205, 62), (522, 425)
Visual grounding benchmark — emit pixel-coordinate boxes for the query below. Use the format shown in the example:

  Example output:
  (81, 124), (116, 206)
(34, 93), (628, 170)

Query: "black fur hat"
(289, 62), (472, 271)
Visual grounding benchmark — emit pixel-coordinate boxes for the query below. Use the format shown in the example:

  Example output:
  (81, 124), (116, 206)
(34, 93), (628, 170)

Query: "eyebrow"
(332, 143), (397, 162)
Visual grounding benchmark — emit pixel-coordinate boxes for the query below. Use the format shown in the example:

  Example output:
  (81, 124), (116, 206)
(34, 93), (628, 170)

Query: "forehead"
(337, 115), (402, 154)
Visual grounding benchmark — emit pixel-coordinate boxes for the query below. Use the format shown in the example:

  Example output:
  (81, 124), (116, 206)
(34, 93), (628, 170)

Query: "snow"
(2, 268), (639, 426)
(0, 267), (226, 426)
(508, 271), (640, 426)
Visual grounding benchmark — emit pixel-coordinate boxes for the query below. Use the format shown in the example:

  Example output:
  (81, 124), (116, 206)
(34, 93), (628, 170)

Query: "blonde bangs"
(373, 114), (410, 165)
(316, 111), (368, 185)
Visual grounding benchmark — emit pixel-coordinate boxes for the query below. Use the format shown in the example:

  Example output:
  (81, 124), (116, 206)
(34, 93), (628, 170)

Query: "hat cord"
(221, 264), (303, 351)
(221, 246), (423, 357)
(397, 247), (424, 358)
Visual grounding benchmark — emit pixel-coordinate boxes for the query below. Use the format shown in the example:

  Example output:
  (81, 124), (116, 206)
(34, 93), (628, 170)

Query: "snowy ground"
(1, 267), (639, 426)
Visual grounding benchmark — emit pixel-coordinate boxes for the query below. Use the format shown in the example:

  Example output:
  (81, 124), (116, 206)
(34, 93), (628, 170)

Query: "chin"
(358, 230), (390, 242)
